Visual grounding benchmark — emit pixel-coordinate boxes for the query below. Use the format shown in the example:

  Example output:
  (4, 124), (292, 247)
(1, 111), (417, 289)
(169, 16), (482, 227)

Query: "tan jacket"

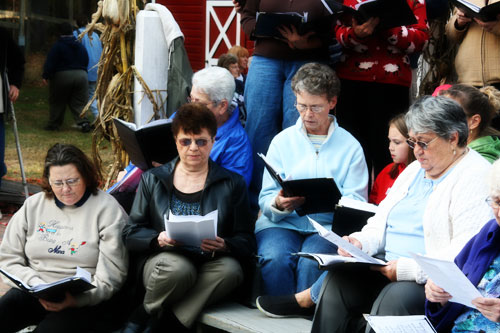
(446, 0), (500, 86)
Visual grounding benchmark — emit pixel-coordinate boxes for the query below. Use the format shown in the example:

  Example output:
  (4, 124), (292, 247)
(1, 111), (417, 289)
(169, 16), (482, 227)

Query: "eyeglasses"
(295, 102), (327, 114)
(177, 138), (209, 147)
(187, 96), (216, 107)
(49, 178), (81, 188)
(486, 197), (500, 209)
(406, 137), (439, 150)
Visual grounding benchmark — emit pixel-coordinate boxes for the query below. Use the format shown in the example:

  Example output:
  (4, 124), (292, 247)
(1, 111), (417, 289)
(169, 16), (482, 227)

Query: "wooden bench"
(197, 302), (312, 333)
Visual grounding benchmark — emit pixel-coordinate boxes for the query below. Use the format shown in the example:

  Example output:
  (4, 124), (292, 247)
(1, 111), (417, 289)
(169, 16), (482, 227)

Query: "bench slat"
(199, 302), (312, 333)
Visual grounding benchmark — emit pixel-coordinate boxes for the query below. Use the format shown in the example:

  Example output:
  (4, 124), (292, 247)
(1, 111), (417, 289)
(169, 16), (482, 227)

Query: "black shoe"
(44, 125), (59, 131)
(121, 305), (151, 333)
(150, 308), (191, 333)
(121, 321), (149, 333)
(80, 122), (91, 133)
(256, 295), (314, 318)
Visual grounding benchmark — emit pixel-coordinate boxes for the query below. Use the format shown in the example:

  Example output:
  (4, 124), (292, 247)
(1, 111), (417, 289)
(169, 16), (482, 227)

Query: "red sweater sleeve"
(336, 0), (429, 53)
(369, 163), (406, 205)
(380, 0), (429, 54)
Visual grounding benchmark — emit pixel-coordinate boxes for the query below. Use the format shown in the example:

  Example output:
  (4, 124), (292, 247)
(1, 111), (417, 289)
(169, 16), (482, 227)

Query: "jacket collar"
(154, 156), (231, 190)
(215, 105), (239, 141)
(296, 115), (337, 143)
(54, 188), (92, 208)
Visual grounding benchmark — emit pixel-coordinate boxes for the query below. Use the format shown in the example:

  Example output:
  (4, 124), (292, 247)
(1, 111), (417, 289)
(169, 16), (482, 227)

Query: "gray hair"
(405, 96), (469, 147)
(491, 158), (500, 198)
(291, 62), (340, 100)
(192, 66), (235, 105)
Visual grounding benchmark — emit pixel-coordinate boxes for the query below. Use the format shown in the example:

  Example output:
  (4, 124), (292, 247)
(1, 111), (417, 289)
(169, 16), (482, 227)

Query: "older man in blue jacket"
(189, 66), (253, 186)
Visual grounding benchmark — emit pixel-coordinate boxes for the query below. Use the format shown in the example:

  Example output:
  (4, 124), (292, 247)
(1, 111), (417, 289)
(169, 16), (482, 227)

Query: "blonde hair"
(228, 45), (249, 58)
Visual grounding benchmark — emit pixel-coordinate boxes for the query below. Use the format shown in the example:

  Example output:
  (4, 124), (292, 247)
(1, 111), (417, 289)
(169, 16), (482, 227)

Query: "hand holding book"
(451, 0), (500, 22)
(371, 259), (398, 282)
(277, 24), (317, 49)
(39, 292), (77, 312)
(275, 189), (305, 211)
(456, 9), (473, 28)
(352, 16), (380, 38)
(337, 235), (362, 257)
(473, 16), (500, 33)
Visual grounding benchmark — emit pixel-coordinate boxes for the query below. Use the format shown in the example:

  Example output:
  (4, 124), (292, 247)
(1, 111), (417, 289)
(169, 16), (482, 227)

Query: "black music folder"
(113, 118), (177, 171)
(258, 153), (342, 216)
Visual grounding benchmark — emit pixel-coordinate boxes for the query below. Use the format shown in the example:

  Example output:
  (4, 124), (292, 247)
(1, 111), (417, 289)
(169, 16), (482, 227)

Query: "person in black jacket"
(121, 103), (256, 333)
(0, 27), (25, 191)
(42, 22), (90, 132)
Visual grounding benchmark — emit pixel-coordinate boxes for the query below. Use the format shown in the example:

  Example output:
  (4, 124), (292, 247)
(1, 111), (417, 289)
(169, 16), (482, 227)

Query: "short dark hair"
(59, 22), (74, 36)
(42, 143), (100, 198)
(217, 53), (238, 70)
(75, 14), (89, 28)
(172, 103), (217, 138)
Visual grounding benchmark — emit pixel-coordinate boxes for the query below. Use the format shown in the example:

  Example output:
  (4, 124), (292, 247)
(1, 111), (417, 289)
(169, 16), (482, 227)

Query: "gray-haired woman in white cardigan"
(311, 96), (494, 333)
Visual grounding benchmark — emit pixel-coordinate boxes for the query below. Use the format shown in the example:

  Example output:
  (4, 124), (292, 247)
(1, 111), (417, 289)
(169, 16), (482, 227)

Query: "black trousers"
(335, 79), (410, 180)
(311, 267), (425, 333)
(47, 70), (89, 129)
(0, 288), (124, 333)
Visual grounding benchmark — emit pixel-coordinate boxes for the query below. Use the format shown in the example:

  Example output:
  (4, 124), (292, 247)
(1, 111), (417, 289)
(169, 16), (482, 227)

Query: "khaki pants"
(142, 252), (243, 328)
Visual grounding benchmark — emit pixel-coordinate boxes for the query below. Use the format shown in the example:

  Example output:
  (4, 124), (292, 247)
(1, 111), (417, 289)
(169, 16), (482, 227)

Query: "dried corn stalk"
(79, 0), (142, 189)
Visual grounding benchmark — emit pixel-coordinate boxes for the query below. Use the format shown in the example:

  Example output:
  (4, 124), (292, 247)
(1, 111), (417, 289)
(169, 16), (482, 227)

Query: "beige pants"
(142, 251), (243, 327)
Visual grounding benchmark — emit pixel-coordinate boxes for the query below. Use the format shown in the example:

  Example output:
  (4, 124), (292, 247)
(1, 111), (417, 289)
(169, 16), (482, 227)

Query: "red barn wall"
(155, 1), (253, 72)
(156, 0), (206, 71)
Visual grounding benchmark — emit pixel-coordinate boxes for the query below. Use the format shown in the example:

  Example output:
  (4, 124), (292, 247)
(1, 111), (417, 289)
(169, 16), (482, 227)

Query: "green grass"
(4, 85), (113, 183)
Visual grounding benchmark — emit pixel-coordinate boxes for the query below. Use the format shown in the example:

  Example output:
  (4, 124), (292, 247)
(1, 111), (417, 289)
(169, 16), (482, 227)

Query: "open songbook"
(258, 152), (341, 216)
(0, 266), (95, 302)
(450, 0), (500, 22)
(295, 217), (386, 269)
(164, 210), (218, 247)
(364, 314), (437, 333)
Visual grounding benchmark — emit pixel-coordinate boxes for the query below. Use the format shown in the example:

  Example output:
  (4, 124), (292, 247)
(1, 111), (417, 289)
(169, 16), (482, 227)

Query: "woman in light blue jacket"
(255, 63), (368, 315)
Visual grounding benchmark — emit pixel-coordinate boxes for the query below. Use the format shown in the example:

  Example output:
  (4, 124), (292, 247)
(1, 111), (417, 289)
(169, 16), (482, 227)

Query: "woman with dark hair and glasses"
(254, 62), (368, 317)
(0, 143), (128, 332)
(310, 96), (494, 333)
(121, 103), (256, 333)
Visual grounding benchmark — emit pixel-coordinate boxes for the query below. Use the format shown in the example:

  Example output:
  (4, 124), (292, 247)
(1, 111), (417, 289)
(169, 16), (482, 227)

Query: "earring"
(453, 148), (457, 156)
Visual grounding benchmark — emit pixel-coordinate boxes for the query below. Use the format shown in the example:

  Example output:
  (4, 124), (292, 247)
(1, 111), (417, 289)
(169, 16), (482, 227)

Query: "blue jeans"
(244, 56), (309, 212)
(88, 81), (98, 118)
(256, 228), (337, 299)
